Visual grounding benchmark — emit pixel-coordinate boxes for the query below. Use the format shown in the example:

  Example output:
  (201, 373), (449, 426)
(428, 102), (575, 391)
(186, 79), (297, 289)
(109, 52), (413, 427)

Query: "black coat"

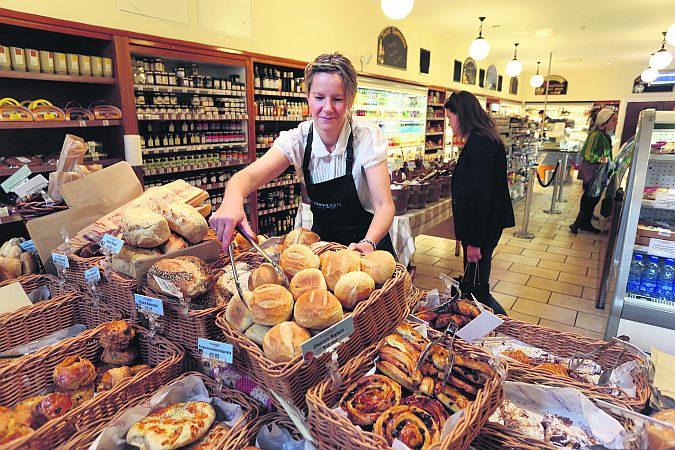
(451, 132), (516, 247)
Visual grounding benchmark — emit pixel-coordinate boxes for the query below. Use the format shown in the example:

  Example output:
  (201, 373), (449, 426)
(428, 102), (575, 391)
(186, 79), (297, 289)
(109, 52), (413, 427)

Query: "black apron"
(302, 123), (396, 257)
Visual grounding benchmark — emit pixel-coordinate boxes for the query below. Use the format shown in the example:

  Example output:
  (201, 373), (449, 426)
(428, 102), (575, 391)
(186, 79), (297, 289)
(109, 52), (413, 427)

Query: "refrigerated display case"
(353, 77), (427, 161)
(604, 110), (675, 353)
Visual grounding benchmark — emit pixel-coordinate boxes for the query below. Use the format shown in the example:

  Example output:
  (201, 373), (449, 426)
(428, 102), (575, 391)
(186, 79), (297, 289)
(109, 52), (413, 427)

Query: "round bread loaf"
(147, 256), (213, 299)
(294, 289), (343, 330)
(361, 250), (396, 284)
(99, 320), (136, 351)
(112, 244), (161, 278)
(321, 250), (361, 291)
(290, 268), (327, 300)
(248, 263), (283, 290)
(646, 409), (675, 449)
(121, 208), (171, 248)
(280, 244), (319, 278)
(53, 356), (97, 390)
(225, 292), (254, 332)
(245, 324), (271, 347)
(334, 271), (375, 310)
(283, 228), (320, 249)
(263, 321), (311, 363)
(161, 203), (208, 244)
(159, 233), (189, 254)
(250, 284), (294, 326)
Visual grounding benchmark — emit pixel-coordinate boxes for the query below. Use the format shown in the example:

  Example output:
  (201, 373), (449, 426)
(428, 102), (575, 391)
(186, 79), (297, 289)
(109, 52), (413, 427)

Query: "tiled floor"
(412, 177), (609, 340)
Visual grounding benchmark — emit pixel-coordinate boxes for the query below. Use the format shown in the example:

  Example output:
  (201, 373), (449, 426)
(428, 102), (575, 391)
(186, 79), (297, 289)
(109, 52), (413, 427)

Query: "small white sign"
(134, 294), (164, 316)
(100, 233), (124, 254)
(648, 238), (675, 259)
(52, 252), (70, 269)
(198, 338), (233, 363)
(18, 240), (36, 253)
(654, 191), (675, 210)
(1, 165), (31, 193)
(301, 316), (354, 361)
(84, 266), (101, 284)
(12, 174), (49, 199)
(456, 311), (504, 344)
(152, 275), (183, 298)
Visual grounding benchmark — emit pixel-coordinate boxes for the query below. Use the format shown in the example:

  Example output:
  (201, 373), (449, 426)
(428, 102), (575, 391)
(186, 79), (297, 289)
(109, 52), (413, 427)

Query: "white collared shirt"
(272, 118), (388, 213)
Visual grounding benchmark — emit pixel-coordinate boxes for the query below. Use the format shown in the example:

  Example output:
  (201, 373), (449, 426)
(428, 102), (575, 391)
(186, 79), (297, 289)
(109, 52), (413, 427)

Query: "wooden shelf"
(0, 70), (116, 84)
(0, 119), (122, 129)
(0, 158), (123, 177)
(427, 102), (444, 107)
(0, 214), (23, 225)
(255, 116), (308, 122)
(134, 84), (245, 97)
(142, 142), (247, 156)
(425, 132), (444, 136)
(254, 89), (306, 98)
(143, 159), (247, 176)
(258, 203), (300, 216)
(256, 144), (272, 149)
(200, 182), (227, 191)
(137, 113), (247, 121)
(426, 117), (445, 122)
(260, 178), (300, 189)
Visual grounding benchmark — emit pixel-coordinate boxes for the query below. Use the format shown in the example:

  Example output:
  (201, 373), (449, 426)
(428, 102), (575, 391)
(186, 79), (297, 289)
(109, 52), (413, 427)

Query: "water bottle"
(626, 253), (644, 295)
(639, 255), (661, 297)
(657, 258), (675, 302)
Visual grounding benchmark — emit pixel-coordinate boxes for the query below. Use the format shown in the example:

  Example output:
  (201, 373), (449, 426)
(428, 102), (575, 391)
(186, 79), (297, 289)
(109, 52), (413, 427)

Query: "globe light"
(641, 67), (659, 83)
(505, 43), (523, 77)
(667, 23), (675, 46)
(530, 61), (544, 88)
(649, 32), (673, 70)
(468, 17), (490, 61)
(380, 0), (414, 20)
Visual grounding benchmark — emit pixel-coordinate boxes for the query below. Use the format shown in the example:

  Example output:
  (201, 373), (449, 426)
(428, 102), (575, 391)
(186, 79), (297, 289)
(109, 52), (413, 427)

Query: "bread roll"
(280, 244), (319, 278)
(0, 256), (21, 281)
(321, 250), (361, 291)
(161, 203), (209, 244)
(361, 250), (396, 284)
(263, 321), (311, 363)
(646, 409), (675, 449)
(294, 289), (343, 330)
(250, 284), (293, 326)
(205, 277), (230, 307)
(32, 393), (72, 427)
(283, 228), (320, 249)
(121, 209), (171, 248)
(159, 233), (189, 254)
(53, 356), (97, 390)
(20, 251), (38, 276)
(112, 245), (162, 278)
(245, 324), (271, 347)
(99, 320), (136, 351)
(147, 256), (213, 298)
(225, 292), (253, 332)
(101, 347), (138, 365)
(290, 268), (327, 300)
(248, 263), (283, 291)
(334, 271), (375, 309)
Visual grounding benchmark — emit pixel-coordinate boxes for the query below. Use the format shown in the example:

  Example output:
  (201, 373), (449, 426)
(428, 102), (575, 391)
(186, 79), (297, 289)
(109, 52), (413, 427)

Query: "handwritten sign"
(134, 294), (164, 316)
(301, 316), (354, 361)
(100, 234), (124, 254)
(198, 338), (233, 364)
(377, 26), (408, 70)
(456, 311), (504, 344)
(648, 238), (675, 259)
(51, 252), (69, 269)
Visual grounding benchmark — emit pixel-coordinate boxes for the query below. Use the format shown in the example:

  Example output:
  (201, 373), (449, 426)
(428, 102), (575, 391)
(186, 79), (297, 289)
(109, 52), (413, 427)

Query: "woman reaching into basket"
(445, 91), (515, 315)
(210, 53), (396, 256)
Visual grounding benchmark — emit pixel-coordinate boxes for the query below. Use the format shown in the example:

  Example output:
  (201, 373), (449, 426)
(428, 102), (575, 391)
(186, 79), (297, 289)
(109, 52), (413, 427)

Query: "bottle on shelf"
(657, 258), (675, 301)
(627, 253), (645, 295)
(639, 255), (661, 297)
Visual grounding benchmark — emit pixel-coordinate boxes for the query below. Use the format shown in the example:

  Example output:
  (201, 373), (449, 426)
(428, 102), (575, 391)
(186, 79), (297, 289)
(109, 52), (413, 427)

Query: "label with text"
(134, 294), (164, 316)
(301, 316), (354, 361)
(1, 165), (31, 193)
(655, 191), (675, 210)
(13, 174), (49, 199)
(84, 266), (101, 284)
(52, 252), (70, 269)
(18, 240), (36, 253)
(456, 311), (504, 344)
(100, 234), (124, 254)
(151, 275), (183, 298)
(197, 338), (233, 364)
(648, 238), (675, 259)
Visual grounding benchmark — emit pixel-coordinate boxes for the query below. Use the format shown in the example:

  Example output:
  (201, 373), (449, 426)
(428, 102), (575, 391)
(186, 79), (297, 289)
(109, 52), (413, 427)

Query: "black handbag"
(459, 263), (508, 316)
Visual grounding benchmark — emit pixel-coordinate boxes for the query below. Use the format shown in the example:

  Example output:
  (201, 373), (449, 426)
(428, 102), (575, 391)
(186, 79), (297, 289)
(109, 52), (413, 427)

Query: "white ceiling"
(399, 0), (675, 71)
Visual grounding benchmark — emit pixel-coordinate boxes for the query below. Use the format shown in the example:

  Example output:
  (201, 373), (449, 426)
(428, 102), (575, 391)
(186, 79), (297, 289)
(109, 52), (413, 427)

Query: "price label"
(1, 165), (31, 193)
(18, 240), (36, 253)
(152, 275), (183, 298)
(198, 338), (232, 363)
(84, 266), (101, 284)
(52, 252), (70, 268)
(648, 238), (675, 259)
(456, 311), (504, 344)
(12, 174), (48, 199)
(102, 119), (110, 126)
(658, 229), (672, 237)
(100, 234), (124, 254)
(153, 86), (160, 92)
(301, 316), (354, 361)
(655, 191), (675, 210)
(79, 120), (86, 127)
(134, 294), (164, 316)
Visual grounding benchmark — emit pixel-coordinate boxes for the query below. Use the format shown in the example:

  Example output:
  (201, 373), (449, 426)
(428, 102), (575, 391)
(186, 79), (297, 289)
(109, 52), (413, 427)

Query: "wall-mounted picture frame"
(377, 26), (408, 70)
(462, 57), (477, 85)
(486, 64), (498, 90)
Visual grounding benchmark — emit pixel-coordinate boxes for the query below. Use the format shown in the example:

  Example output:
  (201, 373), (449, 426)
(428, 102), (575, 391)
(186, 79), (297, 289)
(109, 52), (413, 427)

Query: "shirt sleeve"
(582, 130), (610, 163)
(358, 122), (389, 169)
(272, 123), (306, 167)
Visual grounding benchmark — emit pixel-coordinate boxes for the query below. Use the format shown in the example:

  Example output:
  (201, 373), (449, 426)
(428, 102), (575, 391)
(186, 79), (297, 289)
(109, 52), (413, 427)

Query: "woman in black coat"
(445, 91), (515, 314)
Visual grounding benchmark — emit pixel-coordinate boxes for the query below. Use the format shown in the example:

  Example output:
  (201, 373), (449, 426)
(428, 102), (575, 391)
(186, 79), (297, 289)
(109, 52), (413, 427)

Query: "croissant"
(395, 324), (428, 351)
(374, 405), (440, 450)
(99, 366), (131, 391)
(450, 300), (481, 318)
(339, 375), (401, 426)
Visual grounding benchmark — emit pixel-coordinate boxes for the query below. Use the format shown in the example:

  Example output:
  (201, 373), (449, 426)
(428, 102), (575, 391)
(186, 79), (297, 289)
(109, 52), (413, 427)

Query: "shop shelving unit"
(424, 88), (446, 160)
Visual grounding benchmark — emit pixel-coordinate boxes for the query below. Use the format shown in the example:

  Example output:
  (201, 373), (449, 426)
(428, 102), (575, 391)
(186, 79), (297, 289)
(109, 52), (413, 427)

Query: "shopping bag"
(460, 262), (508, 315)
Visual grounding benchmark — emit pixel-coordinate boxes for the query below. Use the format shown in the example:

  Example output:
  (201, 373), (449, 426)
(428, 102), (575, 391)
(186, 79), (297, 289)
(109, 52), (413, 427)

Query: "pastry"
(32, 393), (73, 428)
(262, 321), (311, 363)
(245, 324), (272, 347)
(225, 292), (254, 332)
(360, 250), (396, 284)
(339, 375), (401, 426)
(147, 256), (213, 299)
(536, 362), (570, 377)
(99, 320), (136, 351)
(542, 412), (598, 448)
(501, 350), (532, 365)
(320, 250), (361, 291)
(248, 263), (283, 291)
(434, 313), (471, 329)
(400, 395), (449, 428)
(159, 233), (189, 254)
(373, 405), (440, 450)
(283, 228), (320, 249)
(333, 271), (375, 309)
(126, 402), (216, 450)
(102, 346), (138, 366)
(450, 300), (481, 318)
(161, 203), (209, 244)
(279, 244), (320, 278)
(250, 284), (294, 326)
(184, 422), (231, 450)
(395, 324), (428, 351)
(434, 383), (471, 413)
(415, 310), (438, 323)
(99, 366), (132, 391)
(112, 245), (162, 278)
(129, 364), (152, 376)
(62, 384), (95, 407)
(293, 289), (343, 330)
(12, 396), (45, 426)
(0, 412), (32, 445)
(646, 409), (675, 450)
(121, 208), (171, 248)
(53, 355), (97, 390)
(289, 268), (327, 300)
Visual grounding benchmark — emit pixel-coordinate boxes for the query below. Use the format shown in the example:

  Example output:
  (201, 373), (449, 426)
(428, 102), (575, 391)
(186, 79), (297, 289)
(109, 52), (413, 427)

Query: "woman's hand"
(600, 156), (609, 164)
(348, 242), (376, 254)
(209, 198), (255, 251)
(466, 245), (482, 263)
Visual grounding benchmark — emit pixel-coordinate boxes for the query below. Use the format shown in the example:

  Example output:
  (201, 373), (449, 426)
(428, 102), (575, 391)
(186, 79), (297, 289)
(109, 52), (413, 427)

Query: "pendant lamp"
(649, 32), (673, 70)
(505, 43), (523, 77)
(381, 0), (414, 20)
(468, 17), (491, 61)
(530, 61), (544, 88)
(641, 67), (659, 83)
(667, 23), (675, 46)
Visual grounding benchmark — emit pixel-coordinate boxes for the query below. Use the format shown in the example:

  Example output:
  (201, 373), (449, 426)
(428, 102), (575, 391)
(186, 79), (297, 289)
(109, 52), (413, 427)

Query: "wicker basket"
(227, 412), (304, 449)
(0, 322), (184, 449)
(0, 273), (75, 297)
(61, 248), (106, 294)
(494, 316), (650, 411)
(56, 371), (260, 450)
(214, 243), (410, 412)
(306, 341), (507, 450)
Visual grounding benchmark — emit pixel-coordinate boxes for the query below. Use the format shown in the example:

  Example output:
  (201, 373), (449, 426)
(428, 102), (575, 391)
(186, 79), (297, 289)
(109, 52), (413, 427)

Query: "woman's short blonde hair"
(304, 53), (358, 107)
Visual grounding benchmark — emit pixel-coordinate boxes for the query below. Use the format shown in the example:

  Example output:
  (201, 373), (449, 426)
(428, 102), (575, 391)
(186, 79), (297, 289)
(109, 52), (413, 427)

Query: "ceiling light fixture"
(469, 17), (490, 61)
(530, 61), (544, 87)
(380, 0), (414, 20)
(641, 67), (659, 83)
(649, 31), (673, 70)
(505, 43), (523, 77)
(666, 23), (675, 46)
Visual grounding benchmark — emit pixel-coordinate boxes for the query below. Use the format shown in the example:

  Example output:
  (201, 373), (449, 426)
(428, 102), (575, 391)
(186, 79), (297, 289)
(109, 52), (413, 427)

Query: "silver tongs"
(232, 225), (290, 289)
(568, 335), (629, 371)
(414, 322), (459, 376)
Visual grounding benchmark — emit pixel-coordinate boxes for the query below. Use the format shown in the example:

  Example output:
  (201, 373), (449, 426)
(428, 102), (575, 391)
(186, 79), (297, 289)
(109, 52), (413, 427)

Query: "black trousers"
(574, 181), (601, 227)
(461, 236), (507, 315)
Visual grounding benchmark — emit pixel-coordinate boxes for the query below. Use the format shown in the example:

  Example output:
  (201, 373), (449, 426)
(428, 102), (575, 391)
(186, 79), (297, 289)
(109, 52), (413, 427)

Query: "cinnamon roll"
(339, 375), (401, 426)
(400, 395), (449, 429)
(373, 405), (440, 450)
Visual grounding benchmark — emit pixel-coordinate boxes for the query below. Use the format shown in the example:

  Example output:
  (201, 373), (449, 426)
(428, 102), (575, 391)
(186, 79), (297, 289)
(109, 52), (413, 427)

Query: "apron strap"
(302, 122), (355, 183)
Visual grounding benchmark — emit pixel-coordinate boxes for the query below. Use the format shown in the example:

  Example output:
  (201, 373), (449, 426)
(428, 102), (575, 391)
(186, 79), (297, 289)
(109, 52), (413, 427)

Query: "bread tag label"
(648, 238), (675, 258)
(12, 174), (48, 199)
(197, 338), (232, 364)
(100, 233), (124, 254)
(301, 316), (355, 362)
(134, 294), (164, 316)
(151, 275), (183, 298)
(18, 240), (36, 253)
(456, 311), (503, 344)
(84, 266), (101, 284)
(1, 165), (31, 193)
(51, 252), (69, 269)
(655, 191), (675, 209)
(658, 229), (672, 237)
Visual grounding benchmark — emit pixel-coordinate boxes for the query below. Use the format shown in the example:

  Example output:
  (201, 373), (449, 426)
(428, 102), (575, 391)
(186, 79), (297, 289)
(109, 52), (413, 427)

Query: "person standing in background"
(445, 91), (515, 314)
(569, 107), (617, 234)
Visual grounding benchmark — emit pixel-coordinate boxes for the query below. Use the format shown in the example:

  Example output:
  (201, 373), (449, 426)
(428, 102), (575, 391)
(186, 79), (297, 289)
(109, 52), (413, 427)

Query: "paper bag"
(59, 161), (143, 210)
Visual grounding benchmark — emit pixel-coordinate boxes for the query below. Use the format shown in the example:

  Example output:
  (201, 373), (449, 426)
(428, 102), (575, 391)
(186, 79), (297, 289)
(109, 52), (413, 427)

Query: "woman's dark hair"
(444, 91), (500, 143)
